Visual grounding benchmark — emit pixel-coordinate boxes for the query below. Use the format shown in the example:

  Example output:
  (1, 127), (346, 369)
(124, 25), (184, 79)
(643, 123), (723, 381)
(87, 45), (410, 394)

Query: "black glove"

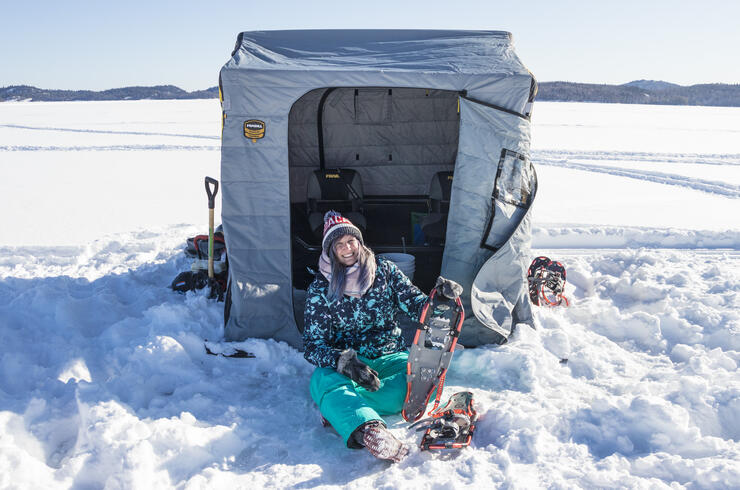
(337, 349), (380, 392)
(435, 276), (463, 299)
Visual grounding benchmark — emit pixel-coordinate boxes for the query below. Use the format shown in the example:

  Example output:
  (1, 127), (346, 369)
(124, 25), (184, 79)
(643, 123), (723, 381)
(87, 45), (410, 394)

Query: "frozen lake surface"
(0, 100), (738, 488)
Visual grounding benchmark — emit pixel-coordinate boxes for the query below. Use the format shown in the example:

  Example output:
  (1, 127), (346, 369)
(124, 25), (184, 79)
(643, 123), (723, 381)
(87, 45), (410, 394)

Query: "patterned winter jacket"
(303, 256), (427, 368)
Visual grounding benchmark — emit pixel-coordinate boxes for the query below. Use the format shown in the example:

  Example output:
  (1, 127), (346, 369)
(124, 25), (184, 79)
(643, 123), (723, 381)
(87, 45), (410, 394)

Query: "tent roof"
(225, 30), (530, 76)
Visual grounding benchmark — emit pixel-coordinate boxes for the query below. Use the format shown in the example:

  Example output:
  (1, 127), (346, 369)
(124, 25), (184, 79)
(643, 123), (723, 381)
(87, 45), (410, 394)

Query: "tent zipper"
(458, 91), (530, 121)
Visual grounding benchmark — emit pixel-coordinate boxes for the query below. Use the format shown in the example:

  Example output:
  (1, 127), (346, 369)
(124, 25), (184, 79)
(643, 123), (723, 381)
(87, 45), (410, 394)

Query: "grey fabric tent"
(219, 30), (538, 348)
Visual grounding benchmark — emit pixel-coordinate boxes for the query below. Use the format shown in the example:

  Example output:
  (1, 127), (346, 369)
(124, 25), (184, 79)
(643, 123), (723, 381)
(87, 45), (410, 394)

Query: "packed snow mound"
(1, 233), (738, 488)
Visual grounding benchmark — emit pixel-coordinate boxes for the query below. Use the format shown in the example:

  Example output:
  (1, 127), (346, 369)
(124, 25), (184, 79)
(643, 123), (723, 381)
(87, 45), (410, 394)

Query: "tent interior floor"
(290, 200), (445, 294)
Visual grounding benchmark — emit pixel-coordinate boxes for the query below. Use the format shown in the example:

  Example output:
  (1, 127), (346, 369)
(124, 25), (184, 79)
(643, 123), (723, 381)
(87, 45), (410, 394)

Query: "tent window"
(494, 149), (533, 207)
(481, 149), (534, 251)
(354, 88), (392, 125)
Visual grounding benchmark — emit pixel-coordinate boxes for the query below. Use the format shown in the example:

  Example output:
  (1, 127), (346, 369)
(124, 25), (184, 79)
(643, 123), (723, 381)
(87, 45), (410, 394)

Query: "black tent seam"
(528, 75), (538, 102)
(460, 93), (530, 121)
(317, 88), (337, 170)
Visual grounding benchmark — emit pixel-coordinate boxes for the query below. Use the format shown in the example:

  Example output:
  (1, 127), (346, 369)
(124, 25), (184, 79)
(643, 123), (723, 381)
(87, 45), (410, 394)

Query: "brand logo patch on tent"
(243, 120), (266, 142)
(325, 173), (340, 179)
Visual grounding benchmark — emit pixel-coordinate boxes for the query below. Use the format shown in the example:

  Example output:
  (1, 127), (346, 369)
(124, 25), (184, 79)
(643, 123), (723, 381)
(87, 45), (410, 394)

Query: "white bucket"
(379, 253), (415, 280)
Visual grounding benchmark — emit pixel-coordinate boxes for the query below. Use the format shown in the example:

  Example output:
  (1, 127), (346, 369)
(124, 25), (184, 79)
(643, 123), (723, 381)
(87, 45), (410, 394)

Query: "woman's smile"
(334, 236), (360, 266)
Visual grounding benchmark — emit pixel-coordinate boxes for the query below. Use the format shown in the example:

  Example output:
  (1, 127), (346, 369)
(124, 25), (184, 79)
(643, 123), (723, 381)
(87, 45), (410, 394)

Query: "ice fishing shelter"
(219, 30), (538, 348)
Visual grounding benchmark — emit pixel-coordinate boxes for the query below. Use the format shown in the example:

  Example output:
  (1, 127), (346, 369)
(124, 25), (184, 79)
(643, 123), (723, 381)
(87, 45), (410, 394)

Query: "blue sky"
(2, 0), (738, 90)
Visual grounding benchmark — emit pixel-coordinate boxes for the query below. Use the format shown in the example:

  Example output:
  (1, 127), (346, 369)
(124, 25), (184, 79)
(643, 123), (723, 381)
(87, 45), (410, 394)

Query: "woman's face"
(333, 234), (361, 267)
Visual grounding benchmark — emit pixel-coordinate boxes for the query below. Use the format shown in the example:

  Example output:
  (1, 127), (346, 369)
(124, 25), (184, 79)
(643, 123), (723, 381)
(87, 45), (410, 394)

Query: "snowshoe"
(171, 270), (208, 293)
(402, 286), (464, 422)
(410, 391), (477, 451)
(527, 256), (569, 307)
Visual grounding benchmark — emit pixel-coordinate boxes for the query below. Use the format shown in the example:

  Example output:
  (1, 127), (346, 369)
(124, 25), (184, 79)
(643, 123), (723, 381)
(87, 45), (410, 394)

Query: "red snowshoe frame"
(402, 288), (465, 422)
(527, 256), (569, 307)
(414, 391), (477, 451)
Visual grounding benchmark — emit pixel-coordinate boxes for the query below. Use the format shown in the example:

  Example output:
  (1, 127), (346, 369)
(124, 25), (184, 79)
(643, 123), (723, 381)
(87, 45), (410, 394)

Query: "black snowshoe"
(410, 391), (477, 451)
(402, 285), (464, 422)
(171, 269), (208, 293)
(527, 256), (569, 307)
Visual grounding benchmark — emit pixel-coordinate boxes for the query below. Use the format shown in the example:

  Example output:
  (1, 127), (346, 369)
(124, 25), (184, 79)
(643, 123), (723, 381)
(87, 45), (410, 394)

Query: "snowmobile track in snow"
(0, 123), (220, 140)
(1, 144), (220, 152)
(534, 151), (740, 199)
(533, 149), (740, 167)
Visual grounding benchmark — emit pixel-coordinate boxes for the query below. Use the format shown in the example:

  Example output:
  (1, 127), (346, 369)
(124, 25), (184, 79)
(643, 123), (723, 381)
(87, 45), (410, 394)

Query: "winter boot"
(353, 421), (409, 463)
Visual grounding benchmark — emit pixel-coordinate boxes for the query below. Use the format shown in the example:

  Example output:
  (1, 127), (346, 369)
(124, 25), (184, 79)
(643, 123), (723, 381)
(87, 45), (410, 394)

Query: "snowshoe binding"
(527, 256), (569, 307)
(410, 391), (477, 451)
(402, 286), (464, 422)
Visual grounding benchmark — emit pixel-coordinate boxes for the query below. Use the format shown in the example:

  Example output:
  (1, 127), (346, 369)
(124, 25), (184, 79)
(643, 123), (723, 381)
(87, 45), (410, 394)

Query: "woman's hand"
(337, 349), (380, 391)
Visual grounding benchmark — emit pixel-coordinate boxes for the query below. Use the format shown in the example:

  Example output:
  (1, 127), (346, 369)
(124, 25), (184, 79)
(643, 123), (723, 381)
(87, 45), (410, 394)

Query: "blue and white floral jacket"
(303, 257), (427, 368)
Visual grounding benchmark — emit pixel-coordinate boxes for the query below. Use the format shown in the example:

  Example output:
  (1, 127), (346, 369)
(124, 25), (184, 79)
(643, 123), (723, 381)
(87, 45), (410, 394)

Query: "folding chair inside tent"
(307, 168), (367, 239)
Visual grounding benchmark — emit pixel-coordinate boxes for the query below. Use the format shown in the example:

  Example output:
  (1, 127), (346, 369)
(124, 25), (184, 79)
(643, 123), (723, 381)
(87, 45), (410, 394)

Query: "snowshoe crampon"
(410, 391), (477, 451)
(527, 256), (569, 307)
(402, 287), (464, 422)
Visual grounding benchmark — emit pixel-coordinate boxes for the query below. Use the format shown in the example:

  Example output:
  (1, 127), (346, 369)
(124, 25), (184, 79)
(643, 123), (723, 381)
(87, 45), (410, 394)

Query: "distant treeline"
(538, 81), (740, 107)
(0, 85), (218, 102)
(2, 81), (739, 107)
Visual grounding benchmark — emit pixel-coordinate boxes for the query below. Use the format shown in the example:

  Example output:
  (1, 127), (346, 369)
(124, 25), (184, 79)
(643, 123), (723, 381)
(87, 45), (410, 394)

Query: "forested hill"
(0, 85), (218, 102)
(1, 81), (739, 107)
(537, 80), (740, 107)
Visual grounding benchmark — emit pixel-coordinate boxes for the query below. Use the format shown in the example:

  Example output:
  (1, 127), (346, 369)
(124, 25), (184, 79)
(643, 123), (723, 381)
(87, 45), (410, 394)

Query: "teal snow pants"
(310, 351), (408, 447)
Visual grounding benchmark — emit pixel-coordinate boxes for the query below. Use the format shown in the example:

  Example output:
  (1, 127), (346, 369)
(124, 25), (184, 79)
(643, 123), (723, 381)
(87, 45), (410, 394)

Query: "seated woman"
(303, 211), (460, 462)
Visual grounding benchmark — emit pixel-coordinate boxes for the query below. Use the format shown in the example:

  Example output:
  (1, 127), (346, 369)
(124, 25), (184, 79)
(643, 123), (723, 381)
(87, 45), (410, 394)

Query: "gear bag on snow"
(402, 286), (464, 422)
(185, 229), (227, 263)
(171, 228), (228, 296)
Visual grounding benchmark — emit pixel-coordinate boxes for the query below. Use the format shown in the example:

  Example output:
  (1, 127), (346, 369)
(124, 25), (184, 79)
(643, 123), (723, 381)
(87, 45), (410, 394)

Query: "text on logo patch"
(244, 120), (266, 142)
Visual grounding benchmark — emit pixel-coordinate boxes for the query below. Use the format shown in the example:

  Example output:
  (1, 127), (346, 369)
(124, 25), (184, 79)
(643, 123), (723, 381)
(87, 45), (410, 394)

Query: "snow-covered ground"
(0, 100), (738, 488)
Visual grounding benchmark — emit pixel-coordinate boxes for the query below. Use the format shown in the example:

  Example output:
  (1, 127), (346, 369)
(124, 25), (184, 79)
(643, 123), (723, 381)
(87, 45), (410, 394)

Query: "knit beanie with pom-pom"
(322, 210), (364, 255)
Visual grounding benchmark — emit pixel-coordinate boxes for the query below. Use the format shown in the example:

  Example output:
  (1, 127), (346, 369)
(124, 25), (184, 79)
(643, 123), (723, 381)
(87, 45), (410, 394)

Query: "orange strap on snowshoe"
(527, 256), (569, 307)
(410, 391), (478, 451)
(402, 288), (465, 422)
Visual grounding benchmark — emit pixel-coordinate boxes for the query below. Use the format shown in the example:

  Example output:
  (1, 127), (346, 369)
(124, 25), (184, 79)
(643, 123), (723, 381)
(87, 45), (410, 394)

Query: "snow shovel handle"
(205, 177), (219, 210)
(204, 177), (219, 280)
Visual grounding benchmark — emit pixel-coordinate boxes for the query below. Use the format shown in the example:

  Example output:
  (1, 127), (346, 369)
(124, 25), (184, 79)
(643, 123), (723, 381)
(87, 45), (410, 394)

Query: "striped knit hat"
(322, 211), (364, 254)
